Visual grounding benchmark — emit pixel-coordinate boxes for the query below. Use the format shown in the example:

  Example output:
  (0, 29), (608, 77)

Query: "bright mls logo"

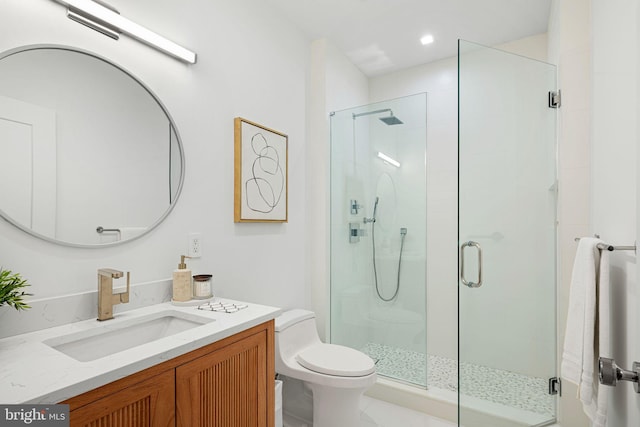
(0, 405), (69, 426)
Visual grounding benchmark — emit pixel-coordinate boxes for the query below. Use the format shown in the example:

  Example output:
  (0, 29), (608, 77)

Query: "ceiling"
(265, 0), (553, 76)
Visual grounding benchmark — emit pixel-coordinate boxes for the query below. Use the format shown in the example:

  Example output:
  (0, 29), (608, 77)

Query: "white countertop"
(0, 299), (281, 404)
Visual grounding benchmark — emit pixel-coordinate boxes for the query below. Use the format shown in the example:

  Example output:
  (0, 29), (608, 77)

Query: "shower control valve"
(598, 357), (640, 393)
(350, 199), (362, 215)
(349, 222), (366, 243)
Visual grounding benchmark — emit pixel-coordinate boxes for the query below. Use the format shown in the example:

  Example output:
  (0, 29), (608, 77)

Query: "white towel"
(588, 248), (610, 427)
(561, 237), (610, 426)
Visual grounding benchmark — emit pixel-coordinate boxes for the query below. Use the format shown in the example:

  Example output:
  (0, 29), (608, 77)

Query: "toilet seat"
(296, 344), (375, 377)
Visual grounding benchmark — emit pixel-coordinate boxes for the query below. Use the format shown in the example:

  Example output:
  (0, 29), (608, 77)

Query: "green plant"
(0, 268), (32, 311)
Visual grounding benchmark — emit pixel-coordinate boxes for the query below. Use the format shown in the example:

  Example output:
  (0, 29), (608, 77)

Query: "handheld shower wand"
(372, 196), (379, 221)
(367, 195), (406, 302)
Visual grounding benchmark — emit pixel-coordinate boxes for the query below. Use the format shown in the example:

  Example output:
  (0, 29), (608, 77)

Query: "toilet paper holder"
(598, 357), (640, 393)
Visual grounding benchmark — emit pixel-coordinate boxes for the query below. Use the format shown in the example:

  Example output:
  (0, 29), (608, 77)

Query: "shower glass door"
(458, 40), (557, 426)
(329, 93), (428, 387)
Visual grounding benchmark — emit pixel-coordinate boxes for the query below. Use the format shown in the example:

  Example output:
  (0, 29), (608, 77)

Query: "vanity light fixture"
(377, 152), (401, 168)
(66, 0), (120, 40)
(420, 34), (435, 45)
(51, 0), (197, 64)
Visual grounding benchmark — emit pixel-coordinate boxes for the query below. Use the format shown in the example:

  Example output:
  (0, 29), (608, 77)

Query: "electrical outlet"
(188, 233), (202, 258)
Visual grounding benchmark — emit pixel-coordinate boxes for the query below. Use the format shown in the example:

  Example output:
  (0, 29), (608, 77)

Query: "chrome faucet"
(97, 268), (130, 321)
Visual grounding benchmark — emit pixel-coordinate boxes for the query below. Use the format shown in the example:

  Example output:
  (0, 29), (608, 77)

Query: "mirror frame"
(0, 44), (185, 248)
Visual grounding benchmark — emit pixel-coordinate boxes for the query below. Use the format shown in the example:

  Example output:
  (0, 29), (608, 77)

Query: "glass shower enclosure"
(330, 93), (428, 387)
(329, 41), (557, 426)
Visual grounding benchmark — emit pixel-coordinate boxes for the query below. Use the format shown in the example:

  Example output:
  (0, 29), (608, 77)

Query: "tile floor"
(361, 342), (554, 417)
(359, 396), (456, 427)
(282, 395), (456, 427)
(282, 343), (555, 426)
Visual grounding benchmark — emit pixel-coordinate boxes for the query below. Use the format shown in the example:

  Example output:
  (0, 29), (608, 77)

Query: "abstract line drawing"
(234, 118), (288, 222)
(245, 132), (284, 213)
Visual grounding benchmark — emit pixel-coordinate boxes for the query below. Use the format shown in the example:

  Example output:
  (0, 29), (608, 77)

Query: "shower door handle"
(460, 241), (483, 288)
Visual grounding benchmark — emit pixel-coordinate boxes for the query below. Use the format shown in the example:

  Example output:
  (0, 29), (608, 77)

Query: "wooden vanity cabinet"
(62, 321), (275, 427)
(176, 329), (268, 426)
(67, 369), (175, 427)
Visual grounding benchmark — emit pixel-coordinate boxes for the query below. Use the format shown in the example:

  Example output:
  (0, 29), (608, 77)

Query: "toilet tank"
(275, 309), (321, 360)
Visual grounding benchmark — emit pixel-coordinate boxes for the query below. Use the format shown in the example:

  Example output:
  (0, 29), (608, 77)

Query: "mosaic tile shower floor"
(360, 342), (554, 417)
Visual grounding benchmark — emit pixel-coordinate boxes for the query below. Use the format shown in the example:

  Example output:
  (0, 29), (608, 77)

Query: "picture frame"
(234, 117), (288, 223)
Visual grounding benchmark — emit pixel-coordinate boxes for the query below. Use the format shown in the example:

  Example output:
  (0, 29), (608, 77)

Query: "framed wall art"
(234, 117), (288, 222)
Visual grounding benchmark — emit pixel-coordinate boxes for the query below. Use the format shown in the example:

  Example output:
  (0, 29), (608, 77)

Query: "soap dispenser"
(172, 255), (192, 302)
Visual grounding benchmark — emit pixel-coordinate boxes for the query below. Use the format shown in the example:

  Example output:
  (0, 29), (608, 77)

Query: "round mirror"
(0, 46), (184, 247)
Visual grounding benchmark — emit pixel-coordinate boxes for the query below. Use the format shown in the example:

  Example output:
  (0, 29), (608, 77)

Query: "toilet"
(275, 309), (377, 427)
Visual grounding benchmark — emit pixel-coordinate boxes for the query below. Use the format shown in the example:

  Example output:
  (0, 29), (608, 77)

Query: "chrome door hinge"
(548, 90), (561, 108)
(549, 377), (561, 395)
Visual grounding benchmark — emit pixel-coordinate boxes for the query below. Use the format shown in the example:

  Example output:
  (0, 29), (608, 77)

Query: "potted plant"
(0, 268), (31, 311)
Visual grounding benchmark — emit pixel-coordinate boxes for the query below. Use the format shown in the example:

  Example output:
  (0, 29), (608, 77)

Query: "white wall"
(550, 0), (640, 425)
(307, 39), (369, 340)
(0, 0), (311, 336)
(547, 0), (593, 425)
(592, 1), (639, 426)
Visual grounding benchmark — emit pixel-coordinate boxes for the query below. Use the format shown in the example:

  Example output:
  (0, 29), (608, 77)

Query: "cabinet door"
(69, 369), (175, 427)
(176, 330), (271, 427)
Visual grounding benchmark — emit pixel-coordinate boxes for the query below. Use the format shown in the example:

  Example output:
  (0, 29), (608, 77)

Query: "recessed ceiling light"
(420, 34), (434, 45)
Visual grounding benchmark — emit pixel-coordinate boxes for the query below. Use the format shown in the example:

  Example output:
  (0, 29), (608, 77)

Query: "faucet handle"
(119, 272), (130, 303)
(97, 269), (130, 321)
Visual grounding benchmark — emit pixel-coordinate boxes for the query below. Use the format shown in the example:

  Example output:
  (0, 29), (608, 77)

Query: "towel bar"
(573, 237), (636, 253)
(96, 226), (121, 234)
(597, 243), (636, 252)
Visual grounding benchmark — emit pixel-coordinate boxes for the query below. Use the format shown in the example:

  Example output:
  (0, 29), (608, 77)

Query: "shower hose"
(372, 221), (406, 302)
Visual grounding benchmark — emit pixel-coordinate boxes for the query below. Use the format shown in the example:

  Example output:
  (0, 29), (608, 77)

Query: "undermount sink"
(43, 310), (214, 362)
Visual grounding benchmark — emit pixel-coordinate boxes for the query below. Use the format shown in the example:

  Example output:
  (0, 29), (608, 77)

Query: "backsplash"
(0, 279), (171, 339)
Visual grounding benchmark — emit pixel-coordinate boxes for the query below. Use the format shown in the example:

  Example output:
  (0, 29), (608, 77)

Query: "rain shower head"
(353, 108), (403, 125)
(379, 115), (403, 125)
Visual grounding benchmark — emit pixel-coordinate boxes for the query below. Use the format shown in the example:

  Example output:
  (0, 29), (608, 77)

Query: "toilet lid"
(296, 344), (375, 377)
